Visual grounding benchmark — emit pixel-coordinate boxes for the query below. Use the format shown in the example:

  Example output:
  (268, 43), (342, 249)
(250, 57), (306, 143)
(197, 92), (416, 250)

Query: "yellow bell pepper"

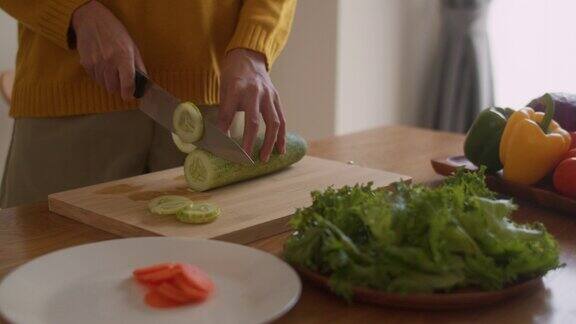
(499, 94), (571, 185)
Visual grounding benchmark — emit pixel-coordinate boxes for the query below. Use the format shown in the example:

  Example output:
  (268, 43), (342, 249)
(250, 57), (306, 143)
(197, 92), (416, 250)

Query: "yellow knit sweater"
(0, 0), (296, 117)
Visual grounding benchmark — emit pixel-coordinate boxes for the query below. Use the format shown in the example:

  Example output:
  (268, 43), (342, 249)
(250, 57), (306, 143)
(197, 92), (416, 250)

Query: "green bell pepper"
(464, 107), (514, 173)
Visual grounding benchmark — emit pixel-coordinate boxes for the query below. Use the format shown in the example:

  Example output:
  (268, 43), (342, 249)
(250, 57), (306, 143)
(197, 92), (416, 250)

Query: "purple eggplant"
(528, 93), (576, 131)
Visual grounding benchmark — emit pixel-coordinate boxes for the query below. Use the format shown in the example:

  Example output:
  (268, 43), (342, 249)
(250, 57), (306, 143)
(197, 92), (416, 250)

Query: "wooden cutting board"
(48, 156), (410, 244)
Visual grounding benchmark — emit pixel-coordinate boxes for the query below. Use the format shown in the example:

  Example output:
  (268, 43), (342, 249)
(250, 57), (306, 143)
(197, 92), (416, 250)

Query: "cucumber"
(184, 133), (307, 191)
(173, 102), (203, 143)
(148, 195), (192, 215)
(172, 133), (197, 153)
(176, 202), (220, 224)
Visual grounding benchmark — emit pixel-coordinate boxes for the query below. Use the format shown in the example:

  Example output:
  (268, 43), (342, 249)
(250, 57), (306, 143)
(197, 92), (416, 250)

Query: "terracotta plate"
(295, 266), (543, 310)
(431, 155), (576, 215)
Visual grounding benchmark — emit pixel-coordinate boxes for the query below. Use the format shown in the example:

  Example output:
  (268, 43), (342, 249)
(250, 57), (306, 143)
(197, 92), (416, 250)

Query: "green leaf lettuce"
(283, 169), (561, 299)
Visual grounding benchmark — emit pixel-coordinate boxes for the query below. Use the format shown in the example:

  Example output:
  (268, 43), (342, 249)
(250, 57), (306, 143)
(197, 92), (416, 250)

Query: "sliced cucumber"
(173, 102), (204, 143)
(176, 202), (220, 224)
(172, 133), (197, 153)
(184, 133), (307, 191)
(148, 195), (192, 215)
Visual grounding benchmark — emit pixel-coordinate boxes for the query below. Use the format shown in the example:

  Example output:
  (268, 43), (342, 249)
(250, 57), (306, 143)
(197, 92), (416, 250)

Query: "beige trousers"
(0, 107), (244, 208)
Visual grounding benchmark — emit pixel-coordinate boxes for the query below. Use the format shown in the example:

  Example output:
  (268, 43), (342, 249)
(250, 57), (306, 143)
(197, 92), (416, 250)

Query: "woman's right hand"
(72, 0), (146, 100)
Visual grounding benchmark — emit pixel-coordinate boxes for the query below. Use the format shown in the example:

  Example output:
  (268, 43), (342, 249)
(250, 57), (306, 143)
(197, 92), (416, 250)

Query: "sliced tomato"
(173, 274), (209, 301)
(134, 262), (214, 308)
(145, 290), (184, 308)
(133, 263), (175, 276)
(155, 281), (193, 303)
(177, 264), (215, 293)
(136, 266), (182, 284)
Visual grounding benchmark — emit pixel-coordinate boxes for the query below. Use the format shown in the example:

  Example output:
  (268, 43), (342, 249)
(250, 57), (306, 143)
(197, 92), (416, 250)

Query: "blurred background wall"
(488, 0), (576, 108)
(272, 0), (441, 139)
(0, 11), (16, 69)
(0, 10), (16, 186)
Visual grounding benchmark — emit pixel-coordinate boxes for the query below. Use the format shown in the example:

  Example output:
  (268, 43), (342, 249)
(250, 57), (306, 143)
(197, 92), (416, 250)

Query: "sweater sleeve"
(0, 0), (89, 49)
(226, 0), (297, 69)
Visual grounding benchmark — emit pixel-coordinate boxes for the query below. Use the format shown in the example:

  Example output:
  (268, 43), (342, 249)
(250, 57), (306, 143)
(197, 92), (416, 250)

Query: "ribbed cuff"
(226, 23), (281, 69)
(39, 0), (90, 49)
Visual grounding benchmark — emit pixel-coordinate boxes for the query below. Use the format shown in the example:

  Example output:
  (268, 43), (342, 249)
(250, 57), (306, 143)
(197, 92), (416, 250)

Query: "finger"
(79, 50), (96, 80)
(103, 65), (120, 93)
(118, 60), (135, 100)
(274, 93), (286, 154)
(217, 86), (237, 133)
(260, 93), (280, 162)
(242, 93), (260, 156)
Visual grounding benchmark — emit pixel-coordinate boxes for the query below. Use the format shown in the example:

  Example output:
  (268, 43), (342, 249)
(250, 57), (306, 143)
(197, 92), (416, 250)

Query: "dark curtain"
(424, 0), (494, 133)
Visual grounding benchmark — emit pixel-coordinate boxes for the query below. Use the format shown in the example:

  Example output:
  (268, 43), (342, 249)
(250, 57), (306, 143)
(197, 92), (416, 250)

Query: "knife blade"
(134, 71), (255, 165)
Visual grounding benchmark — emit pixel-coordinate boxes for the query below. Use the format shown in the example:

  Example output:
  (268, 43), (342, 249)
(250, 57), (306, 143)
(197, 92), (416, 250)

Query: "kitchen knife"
(134, 70), (255, 165)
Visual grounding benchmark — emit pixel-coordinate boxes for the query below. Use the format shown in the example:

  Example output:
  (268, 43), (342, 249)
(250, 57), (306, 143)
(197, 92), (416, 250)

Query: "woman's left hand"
(218, 49), (286, 163)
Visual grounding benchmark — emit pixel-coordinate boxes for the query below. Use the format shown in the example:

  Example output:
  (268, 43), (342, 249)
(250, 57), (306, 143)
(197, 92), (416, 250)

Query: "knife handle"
(133, 70), (148, 99)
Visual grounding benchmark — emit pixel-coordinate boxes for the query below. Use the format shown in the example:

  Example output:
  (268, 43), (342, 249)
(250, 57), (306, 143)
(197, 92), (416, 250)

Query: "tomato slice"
(155, 281), (193, 303)
(133, 263), (175, 276)
(134, 262), (214, 308)
(173, 274), (209, 301)
(145, 290), (184, 308)
(177, 264), (215, 293)
(136, 266), (182, 284)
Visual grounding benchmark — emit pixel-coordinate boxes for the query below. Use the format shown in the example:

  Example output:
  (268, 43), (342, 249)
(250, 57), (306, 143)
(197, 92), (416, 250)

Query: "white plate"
(0, 237), (301, 324)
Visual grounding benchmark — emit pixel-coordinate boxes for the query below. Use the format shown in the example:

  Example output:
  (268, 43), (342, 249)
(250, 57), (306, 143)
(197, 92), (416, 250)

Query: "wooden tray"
(48, 156), (410, 245)
(295, 266), (543, 310)
(431, 156), (576, 215)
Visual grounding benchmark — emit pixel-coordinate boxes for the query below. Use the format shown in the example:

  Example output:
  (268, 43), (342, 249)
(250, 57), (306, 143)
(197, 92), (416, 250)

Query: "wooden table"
(1, 126), (575, 323)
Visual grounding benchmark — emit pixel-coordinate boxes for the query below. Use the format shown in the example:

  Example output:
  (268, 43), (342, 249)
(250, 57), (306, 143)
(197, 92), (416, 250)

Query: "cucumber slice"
(172, 133), (197, 153)
(148, 195), (192, 215)
(173, 102), (204, 143)
(184, 133), (307, 191)
(176, 202), (220, 224)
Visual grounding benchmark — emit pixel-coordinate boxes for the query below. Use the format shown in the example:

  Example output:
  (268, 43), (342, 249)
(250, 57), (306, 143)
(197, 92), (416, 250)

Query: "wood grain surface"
(2, 126), (575, 324)
(48, 156), (409, 244)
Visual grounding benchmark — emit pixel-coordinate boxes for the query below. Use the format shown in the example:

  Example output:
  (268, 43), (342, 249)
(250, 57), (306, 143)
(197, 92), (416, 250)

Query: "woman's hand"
(72, 0), (146, 100)
(218, 49), (286, 162)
